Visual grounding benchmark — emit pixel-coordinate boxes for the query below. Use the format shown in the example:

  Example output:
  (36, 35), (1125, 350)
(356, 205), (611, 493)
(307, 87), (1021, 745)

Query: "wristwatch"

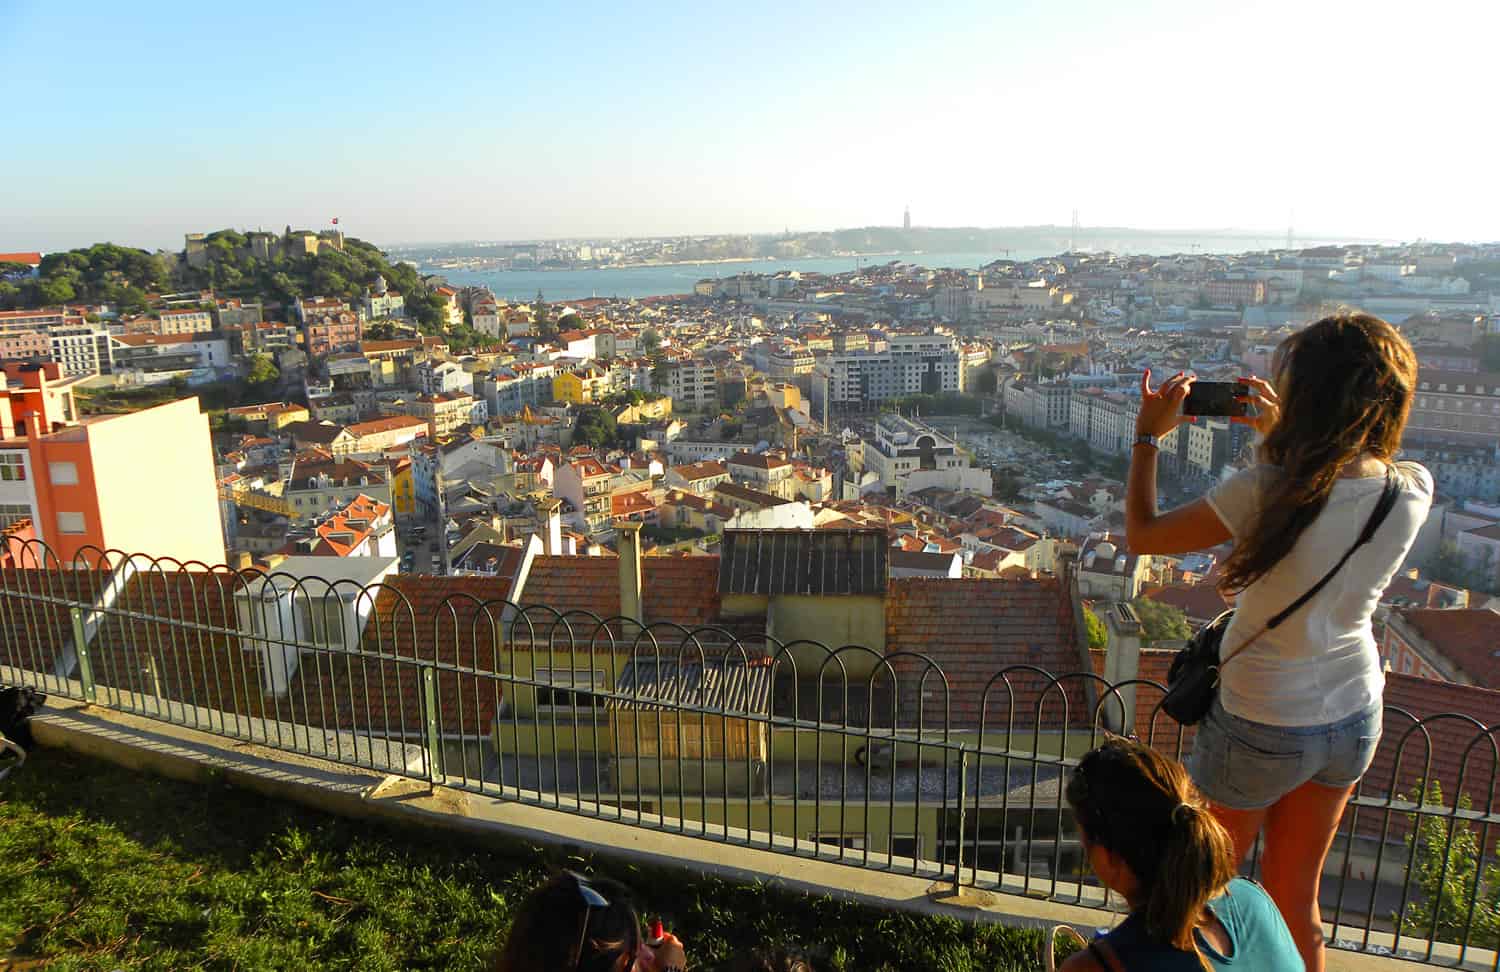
(1133, 433), (1159, 450)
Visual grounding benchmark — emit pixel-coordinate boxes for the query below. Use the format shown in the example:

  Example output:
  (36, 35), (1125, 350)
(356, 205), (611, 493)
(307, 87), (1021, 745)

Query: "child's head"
(1065, 737), (1235, 967)
(494, 871), (644, 972)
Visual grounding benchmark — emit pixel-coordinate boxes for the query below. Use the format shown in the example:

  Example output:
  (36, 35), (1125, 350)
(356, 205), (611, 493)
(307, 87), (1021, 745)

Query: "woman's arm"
(1126, 370), (1232, 555)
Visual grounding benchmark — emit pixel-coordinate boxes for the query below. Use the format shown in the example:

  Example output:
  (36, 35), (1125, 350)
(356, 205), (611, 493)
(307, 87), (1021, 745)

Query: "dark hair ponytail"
(1065, 738), (1236, 971)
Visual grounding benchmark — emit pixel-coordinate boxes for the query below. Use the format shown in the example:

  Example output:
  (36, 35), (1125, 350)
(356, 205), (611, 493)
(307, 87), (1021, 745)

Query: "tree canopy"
(1083, 605), (1108, 650)
(1129, 597), (1193, 645)
(1, 231), (449, 334)
(573, 406), (618, 448)
(247, 353), (279, 388)
(0, 243), (171, 312)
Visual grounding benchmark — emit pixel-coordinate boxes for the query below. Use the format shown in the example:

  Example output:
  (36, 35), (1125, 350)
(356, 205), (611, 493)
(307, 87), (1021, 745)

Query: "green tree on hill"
(1129, 597), (1192, 645)
(0, 243), (174, 311)
(246, 353), (279, 389)
(573, 406), (617, 448)
(3, 231), (456, 335)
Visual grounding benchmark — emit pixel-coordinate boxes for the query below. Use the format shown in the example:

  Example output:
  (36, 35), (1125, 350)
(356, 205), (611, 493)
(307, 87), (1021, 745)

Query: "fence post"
(421, 664), (443, 781)
(953, 749), (968, 891)
(70, 607), (95, 704)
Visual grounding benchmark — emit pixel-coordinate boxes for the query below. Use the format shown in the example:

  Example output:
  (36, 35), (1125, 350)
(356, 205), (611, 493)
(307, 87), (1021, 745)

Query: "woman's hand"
(1136, 369), (1194, 438)
(1232, 375), (1279, 439)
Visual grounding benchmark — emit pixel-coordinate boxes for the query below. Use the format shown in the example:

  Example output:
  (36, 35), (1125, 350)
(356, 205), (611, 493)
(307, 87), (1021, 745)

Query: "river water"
(425, 235), (1344, 301)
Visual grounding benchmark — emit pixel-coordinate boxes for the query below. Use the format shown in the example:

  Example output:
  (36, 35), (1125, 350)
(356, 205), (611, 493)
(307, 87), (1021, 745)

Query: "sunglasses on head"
(566, 871), (637, 972)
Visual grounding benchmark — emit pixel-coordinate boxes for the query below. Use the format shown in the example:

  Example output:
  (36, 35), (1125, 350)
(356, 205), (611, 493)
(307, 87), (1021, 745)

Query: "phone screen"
(1182, 381), (1248, 417)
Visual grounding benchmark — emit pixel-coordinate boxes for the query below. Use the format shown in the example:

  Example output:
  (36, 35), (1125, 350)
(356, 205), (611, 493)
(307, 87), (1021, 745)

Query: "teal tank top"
(1094, 878), (1303, 971)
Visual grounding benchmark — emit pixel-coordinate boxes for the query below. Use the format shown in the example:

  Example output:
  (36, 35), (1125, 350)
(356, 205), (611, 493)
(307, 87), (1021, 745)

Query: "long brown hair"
(1221, 311), (1416, 592)
(494, 872), (642, 972)
(1065, 737), (1236, 971)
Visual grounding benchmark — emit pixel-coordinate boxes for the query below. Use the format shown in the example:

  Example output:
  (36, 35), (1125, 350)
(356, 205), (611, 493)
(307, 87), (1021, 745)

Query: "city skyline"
(4, 0), (1497, 252)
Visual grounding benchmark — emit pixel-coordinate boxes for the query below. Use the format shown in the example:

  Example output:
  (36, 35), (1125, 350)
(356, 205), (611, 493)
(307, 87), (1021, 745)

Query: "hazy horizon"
(5, 0), (1495, 253)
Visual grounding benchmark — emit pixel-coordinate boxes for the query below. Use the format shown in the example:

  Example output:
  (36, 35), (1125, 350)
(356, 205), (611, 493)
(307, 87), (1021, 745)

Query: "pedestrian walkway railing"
(0, 542), (1495, 969)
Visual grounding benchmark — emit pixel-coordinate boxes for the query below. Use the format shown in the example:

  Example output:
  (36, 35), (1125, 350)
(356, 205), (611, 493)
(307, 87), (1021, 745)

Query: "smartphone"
(1182, 381), (1249, 417)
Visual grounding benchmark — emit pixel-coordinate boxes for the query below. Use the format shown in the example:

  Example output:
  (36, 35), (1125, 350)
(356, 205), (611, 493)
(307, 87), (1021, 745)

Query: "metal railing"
(0, 541), (1496, 969)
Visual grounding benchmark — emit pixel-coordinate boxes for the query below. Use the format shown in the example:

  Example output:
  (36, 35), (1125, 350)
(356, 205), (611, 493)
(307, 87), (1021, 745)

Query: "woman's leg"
(1206, 801), (1266, 868)
(1260, 779), (1355, 972)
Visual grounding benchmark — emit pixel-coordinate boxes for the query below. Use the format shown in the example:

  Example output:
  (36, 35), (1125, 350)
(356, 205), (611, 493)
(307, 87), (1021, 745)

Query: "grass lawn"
(0, 748), (1056, 971)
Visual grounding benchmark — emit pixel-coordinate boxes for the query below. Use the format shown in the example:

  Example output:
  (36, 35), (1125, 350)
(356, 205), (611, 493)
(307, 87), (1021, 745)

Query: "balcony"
(1, 547), (1496, 969)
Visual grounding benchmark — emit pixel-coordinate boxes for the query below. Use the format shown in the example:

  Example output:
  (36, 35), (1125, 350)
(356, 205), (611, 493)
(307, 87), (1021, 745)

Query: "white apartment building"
(726, 452), (795, 499)
(1068, 387), (1135, 456)
(359, 290), (404, 321)
(815, 332), (961, 408)
(666, 359), (719, 410)
(1003, 378), (1072, 430)
(768, 344), (815, 379)
(416, 360), (472, 397)
(49, 326), (114, 377)
(978, 281), (1061, 314)
(473, 300), (502, 338)
(1185, 419), (1236, 479)
(861, 414), (990, 497)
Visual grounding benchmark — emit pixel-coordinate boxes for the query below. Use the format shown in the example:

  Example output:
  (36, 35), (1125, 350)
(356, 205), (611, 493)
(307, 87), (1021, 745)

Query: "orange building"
(0, 362), (225, 566)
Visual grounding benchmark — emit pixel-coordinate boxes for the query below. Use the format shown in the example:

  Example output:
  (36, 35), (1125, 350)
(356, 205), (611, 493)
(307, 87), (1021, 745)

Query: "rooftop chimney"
(617, 521), (644, 626)
(539, 498), (562, 556)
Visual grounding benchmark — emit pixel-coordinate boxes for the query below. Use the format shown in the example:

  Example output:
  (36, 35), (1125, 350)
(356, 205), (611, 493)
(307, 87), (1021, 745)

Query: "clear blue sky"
(4, 0), (1495, 252)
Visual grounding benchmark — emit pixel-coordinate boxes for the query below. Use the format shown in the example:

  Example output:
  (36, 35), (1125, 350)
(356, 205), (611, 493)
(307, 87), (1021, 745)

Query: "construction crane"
(217, 485), (295, 517)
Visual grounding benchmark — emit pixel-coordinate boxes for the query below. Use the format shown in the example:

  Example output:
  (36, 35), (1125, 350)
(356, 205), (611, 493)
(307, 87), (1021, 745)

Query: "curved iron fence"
(0, 540), (1495, 968)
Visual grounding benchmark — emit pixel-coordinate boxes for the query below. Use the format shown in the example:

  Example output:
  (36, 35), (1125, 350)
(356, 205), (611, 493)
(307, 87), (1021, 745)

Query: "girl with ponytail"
(1061, 737), (1302, 972)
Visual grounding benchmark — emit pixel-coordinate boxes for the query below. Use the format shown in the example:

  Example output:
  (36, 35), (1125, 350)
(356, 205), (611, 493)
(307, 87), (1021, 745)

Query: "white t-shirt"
(1204, 460), (1433, 727)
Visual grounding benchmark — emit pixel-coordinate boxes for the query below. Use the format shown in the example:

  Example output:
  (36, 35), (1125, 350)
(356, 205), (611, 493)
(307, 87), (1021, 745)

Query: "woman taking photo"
(1124, 311), (1432, 972)
(1060, 736), (1301, 971)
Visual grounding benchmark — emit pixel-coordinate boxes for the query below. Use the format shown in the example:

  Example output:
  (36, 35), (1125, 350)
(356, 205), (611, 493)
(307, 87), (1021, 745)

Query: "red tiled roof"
(1355, 673), (1500, 839)
(293, 575), (520, 736)
(670, 460), (728, 482)
(728, 451), (790, 471)
(884, 576), (1088, 730)
(347, 415), (428, 437)
(1396, 608), (1500, 683)
(519, 555), (721, 634)
(0, 252), (42, 266)
(610, 491), (657, 517)
(1138, 583), (1232, 626)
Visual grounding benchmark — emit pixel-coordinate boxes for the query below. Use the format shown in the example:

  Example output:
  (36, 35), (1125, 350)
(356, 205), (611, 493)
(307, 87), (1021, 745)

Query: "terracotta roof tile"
(520, 555), (722, 634)
(1138, 583), (1232, 626)
(884, 576), (1088, 730)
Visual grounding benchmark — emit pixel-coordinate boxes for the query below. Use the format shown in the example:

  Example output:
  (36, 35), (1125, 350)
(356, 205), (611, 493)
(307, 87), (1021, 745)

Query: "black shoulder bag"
(1162, 467), (1401, 725)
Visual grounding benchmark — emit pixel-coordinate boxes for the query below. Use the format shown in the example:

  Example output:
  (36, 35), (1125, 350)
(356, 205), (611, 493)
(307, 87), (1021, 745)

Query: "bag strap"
(1219, 465), (1401, 670)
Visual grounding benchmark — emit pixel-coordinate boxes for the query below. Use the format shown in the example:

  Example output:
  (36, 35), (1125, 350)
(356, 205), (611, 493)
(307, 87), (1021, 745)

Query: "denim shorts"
(1187, 696), (1383, 810)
